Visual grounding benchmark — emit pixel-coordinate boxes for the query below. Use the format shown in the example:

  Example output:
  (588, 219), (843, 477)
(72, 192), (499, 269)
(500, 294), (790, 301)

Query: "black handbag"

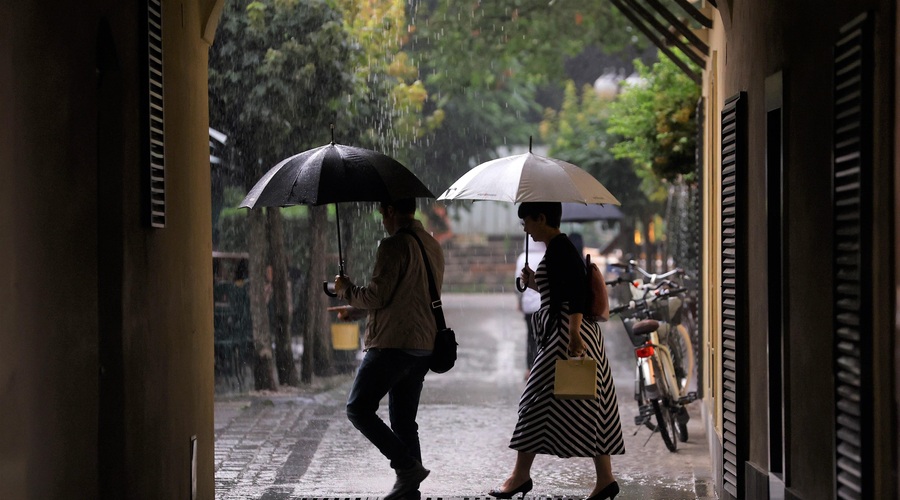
(401, 228), (457, 373)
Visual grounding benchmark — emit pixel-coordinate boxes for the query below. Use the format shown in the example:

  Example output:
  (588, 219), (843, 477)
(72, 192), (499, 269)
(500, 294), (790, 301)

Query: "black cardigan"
(544, 233), (588, 316)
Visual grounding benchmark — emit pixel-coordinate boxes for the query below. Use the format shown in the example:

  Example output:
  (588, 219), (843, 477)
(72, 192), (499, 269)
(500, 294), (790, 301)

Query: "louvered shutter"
(144, 0), (165, 227)
(721, 91), (747, 499)
(832, 12), (873, 500)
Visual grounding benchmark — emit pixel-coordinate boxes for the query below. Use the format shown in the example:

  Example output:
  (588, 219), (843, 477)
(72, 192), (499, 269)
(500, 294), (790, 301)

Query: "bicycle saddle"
(632, 319), (660, 335)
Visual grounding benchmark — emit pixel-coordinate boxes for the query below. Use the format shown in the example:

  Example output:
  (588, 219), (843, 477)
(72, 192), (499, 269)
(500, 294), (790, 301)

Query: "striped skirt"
(509, 306), (625, 457)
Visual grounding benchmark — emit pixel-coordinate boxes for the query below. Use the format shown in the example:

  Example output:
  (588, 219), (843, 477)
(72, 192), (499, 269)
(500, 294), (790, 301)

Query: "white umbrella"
(438, 142), (620, 205)
(438, 138), (621, 290)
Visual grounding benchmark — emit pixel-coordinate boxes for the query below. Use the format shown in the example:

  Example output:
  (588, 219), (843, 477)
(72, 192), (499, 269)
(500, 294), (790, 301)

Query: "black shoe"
(383, 461), (430, 500)
(586, 481), (619, 500)
(488, 478), (533, 499)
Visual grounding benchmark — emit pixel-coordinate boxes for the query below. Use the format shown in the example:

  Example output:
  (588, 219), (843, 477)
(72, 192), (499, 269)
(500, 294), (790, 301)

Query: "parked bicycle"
(610, 261), (696, 398)
(607, 264), (698, 452)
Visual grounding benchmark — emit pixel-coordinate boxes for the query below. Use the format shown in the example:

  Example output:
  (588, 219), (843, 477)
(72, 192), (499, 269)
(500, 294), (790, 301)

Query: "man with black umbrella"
(333, 197), (444, 500)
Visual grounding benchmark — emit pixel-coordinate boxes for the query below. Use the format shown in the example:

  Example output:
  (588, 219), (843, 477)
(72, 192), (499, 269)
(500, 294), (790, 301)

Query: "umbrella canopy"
(240, 142), (434, 209)
(240, 138), (434, 295)
(561, 202), (624, 222)
(438, 142), (620, 292)
(438, 151), (620, 205)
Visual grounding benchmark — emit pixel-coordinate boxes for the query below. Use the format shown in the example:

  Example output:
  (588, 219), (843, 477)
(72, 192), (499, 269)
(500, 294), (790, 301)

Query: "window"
(144, 0), (165, 228)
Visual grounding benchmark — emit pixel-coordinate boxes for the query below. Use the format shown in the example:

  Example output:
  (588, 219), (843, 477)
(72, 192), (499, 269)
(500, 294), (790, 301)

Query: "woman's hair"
(517, 202), (562, 228)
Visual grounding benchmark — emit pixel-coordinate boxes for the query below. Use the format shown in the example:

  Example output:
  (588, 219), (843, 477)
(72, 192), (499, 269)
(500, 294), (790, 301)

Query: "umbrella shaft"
(335, 204), (345, 276)
(525, 237), (528, 266)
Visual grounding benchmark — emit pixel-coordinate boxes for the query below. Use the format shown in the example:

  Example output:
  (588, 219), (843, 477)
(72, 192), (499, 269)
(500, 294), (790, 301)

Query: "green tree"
(540, 80), (657, 257)
(607, 49), (701, 183)
(403, 0), (643, 191)
(209, 0), (354, 388)
(606, 48), (701, 264)
(335, 0), (444, 152)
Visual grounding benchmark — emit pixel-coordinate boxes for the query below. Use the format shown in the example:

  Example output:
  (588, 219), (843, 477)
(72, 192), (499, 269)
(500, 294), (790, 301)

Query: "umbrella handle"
(323, 202), (345, 297)
(322, 264), (345, 297)
(516, 236), (529, 292)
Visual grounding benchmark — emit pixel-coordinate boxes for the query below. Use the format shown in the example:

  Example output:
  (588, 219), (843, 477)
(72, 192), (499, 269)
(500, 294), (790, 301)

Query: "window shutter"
(144, 0), (165, 227)
(720, 91), (747, 499)
(832, 12), (873, 500)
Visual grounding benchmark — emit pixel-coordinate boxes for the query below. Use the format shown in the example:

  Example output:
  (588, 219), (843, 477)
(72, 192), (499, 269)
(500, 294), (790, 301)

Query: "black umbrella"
(240, 133), (435, 295)
(561, 202), (624, 222)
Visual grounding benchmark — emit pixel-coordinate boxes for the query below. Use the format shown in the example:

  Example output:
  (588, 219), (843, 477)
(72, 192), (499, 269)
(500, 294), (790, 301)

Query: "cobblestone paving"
(215, 293), (715, 499)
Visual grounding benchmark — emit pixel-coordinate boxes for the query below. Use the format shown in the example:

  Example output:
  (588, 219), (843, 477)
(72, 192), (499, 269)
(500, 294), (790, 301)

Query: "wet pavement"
(215, 293), (715, 499)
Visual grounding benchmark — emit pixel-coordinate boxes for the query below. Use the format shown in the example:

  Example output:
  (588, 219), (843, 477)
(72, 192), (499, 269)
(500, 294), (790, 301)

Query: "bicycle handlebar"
(609, 301), (637, 315)
(608, 285), (689, 316)
(610, 260), (683, 283)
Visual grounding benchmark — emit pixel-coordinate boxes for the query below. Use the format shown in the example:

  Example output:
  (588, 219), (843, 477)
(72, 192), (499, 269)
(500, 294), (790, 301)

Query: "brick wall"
(441, 234), (523, 293)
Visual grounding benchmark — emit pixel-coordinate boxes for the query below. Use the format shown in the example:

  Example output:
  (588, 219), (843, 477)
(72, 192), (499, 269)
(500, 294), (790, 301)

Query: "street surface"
(215, 293), (715, 499)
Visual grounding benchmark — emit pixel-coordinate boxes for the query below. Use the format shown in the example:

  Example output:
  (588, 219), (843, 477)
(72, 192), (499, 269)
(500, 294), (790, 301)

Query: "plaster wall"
(715, 2), (838, 498)
(704, 0), (896, 498)
(0, 1), (216, 498)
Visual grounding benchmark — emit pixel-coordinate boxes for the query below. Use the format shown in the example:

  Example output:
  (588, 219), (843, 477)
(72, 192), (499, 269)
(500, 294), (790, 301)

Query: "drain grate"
(271, 497), (581, 500)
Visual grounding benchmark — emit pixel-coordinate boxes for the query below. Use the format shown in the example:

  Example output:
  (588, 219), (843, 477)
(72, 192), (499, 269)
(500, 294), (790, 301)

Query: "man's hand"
(327, 305), (366, 321)
(334, 274), (351, 296)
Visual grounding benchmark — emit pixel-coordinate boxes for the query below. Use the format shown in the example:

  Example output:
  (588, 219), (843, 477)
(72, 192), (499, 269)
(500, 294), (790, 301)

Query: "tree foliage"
(210, 0), (355, 181)
(401, 0), (644, 189)
(408, 0), (633, 92)
(540, 81), (655, 221)
(209, 0), (358, 387)
(607, 49), (701, 184)
(333, 0), (443, 157)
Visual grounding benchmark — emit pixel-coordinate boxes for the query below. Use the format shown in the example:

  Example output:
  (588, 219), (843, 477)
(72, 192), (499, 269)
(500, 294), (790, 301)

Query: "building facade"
(1, 1), (898, 499)
(697, 1), (898, 498)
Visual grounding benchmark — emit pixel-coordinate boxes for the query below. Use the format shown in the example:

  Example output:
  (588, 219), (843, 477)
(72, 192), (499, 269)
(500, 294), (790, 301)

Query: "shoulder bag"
(400, 228), (458, 373)
(585, 254), (610, 322)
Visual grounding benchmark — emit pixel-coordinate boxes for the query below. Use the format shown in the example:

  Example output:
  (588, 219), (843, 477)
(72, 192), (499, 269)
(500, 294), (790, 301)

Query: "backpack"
(585, 254), (610, 322)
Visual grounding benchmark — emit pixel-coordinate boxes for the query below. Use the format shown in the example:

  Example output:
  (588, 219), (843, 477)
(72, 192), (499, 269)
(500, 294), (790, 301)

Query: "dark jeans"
(346, 348), (431, 471)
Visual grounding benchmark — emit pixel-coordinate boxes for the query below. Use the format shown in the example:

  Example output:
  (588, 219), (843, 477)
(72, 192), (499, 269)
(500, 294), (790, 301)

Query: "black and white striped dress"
(509, 239), (625, 458)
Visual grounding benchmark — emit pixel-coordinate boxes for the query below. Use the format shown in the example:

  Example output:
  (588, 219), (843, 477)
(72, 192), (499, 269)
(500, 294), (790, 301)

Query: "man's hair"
(381, 197), (416, 215)
(517, 202), (562, 228)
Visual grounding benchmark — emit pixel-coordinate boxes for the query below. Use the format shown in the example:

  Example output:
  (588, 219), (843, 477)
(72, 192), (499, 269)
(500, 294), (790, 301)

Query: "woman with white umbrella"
(489, 202), (624, 500)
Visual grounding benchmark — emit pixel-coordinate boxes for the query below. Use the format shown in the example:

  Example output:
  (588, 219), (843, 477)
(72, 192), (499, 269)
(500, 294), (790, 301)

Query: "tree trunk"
(267, 208), (299, 387)
(300, 207), (336, 383)
(620, 215), (638, 260)
(248, 208), (277, 391)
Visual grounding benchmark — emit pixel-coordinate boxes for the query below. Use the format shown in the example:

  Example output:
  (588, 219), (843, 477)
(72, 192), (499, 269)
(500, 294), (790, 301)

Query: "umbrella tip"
(529, 136), (532, 153)
(330, 123), (335, 145)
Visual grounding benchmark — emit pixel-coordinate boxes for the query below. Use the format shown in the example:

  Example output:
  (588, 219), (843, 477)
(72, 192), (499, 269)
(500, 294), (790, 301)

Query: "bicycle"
(610, 261), (695, 402)
(608, 273), (698, 452)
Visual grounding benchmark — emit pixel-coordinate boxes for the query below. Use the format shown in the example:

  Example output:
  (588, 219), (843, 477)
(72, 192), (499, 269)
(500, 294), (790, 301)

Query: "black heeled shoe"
(585, 480), (619, 500)
(488, 478), (533, 499)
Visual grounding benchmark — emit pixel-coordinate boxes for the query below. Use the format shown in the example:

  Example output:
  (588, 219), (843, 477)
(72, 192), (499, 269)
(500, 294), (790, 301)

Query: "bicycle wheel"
(674, 406), (689, 442)
(651, 399), (677, 452)
(637, 378), (657, 431)
(667, 323), (694, 397)
(677, 420), (689, 442)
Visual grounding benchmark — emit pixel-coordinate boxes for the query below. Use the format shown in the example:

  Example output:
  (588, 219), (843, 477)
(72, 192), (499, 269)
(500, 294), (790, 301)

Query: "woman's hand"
(568, 336), (586, 357)
(567, 313), (585, 357)
(520, 265), (536, 290)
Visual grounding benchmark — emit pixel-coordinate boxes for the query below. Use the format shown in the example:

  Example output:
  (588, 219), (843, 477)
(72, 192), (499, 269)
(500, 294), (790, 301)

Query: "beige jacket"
(338, 220), (445, 350)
